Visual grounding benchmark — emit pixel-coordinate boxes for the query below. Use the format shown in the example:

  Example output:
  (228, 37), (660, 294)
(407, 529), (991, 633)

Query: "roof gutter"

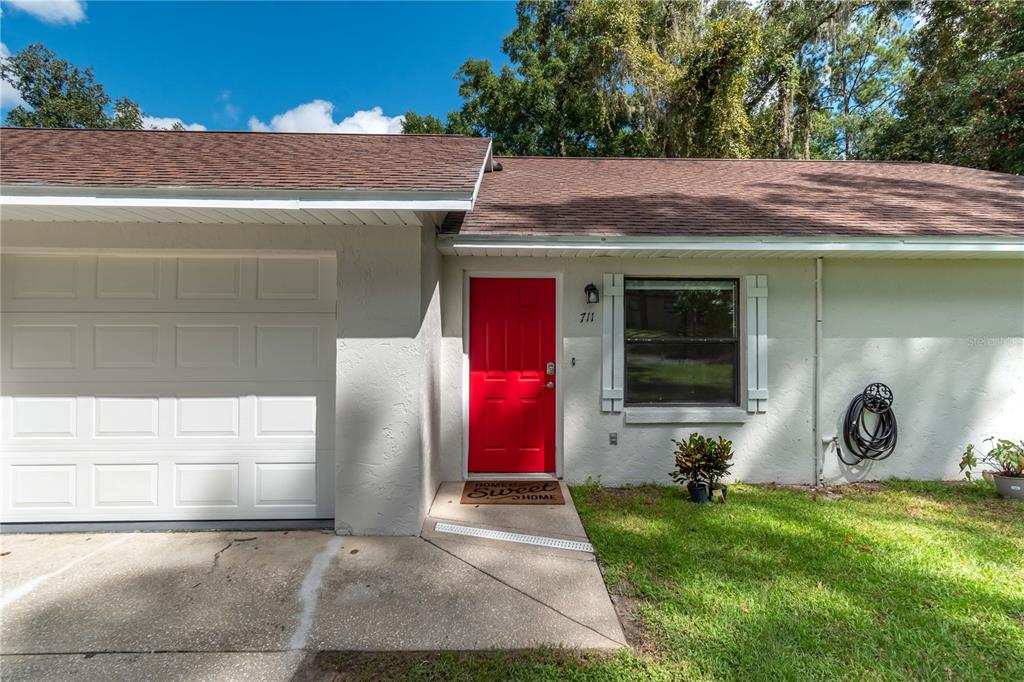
(0, 185), (476, 212)
(439, 234), (1024, 256)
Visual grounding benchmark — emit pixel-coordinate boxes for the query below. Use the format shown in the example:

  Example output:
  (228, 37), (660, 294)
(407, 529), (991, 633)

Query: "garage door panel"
(7, 465), (77, 509)
(96, 256), (162, 299)
(2, 313), (334, 382)
(1, 393), (330, 521)
(256, 325), (320, 370)
(93, 464), (160, 508)
(176, 397), (241, 437)
(7, 254), (79, 299)
(175, 463), (240, 507)
(256, 396), (317, 437)
(1, 253), (336, 313)
(94, 397), (160, 438)
(3, 392), (329, 452)
(254, 462), (317, 506)
(95, 325), (162, 368)
(177, 257), (243, 300)
(175, 325), (241, 369)
(2, 453), (329, 521)
(9, 396), (79, 438)
(9, 324), (78, 369)
(257, 257), (322, 300)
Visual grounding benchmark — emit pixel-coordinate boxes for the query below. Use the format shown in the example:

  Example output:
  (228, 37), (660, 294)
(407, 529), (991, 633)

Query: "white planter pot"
(993, 474), (1024, 500)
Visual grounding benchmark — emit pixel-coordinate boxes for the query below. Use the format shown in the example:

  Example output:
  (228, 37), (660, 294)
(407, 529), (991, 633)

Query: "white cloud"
(5, 0), (86, 25)
(0, 77), (21, 109)
(1, 41), (27, 109)
(142, 115), (207, 131)
(248, 100), (404, 134)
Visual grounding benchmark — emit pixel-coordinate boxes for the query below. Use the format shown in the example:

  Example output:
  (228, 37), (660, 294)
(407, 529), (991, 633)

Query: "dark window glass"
(625, 279), (739, 405)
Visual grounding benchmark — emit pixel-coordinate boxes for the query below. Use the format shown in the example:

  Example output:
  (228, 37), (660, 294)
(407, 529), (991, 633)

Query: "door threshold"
(466, 473), (560, 481)
(434, 521), (594, 553)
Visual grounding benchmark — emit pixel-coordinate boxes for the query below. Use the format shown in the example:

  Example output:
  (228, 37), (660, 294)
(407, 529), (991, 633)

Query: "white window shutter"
(601, 273), (625, 412)
(745, 275), (768, 413)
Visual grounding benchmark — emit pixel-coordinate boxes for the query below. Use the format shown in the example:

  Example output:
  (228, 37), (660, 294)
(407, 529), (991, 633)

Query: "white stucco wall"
(440, 256), (817, 485)
(820, 259), (1024, 482)
(440, 255), (1024, 486)
(332, 224), (432, 535)
(1, 219), (444, 535)
(418, 224), (444, 526)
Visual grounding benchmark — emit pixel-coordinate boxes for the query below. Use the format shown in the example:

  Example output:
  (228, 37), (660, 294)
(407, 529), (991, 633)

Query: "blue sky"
(0, 1), (515, 131)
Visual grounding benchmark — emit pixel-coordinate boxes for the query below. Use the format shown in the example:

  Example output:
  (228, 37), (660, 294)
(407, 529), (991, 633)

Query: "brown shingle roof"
(0, 128), (491, 194)
(442, 157), (1024, 238)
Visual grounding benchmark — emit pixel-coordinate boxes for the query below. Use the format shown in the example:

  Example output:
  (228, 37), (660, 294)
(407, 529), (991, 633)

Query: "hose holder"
(839, 382), (898, 466)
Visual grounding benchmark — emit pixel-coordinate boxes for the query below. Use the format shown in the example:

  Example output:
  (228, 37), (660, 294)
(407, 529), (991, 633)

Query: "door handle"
(546, 382), (555, 389)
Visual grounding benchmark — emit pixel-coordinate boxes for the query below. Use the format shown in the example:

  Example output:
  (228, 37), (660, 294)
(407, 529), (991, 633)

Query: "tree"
(746, 1), (864, 158)
(110, 97), (145, 130)
(402, 0), (907, 161)
(791, 5), (910, 160)
(595, 0), (763, 158)
(1, 43), (144, 129)
(421, 0), (637, 156)
(404, 0), (763, 158)
(402, 111), (447, 134)
(870, 0), (1024, 174)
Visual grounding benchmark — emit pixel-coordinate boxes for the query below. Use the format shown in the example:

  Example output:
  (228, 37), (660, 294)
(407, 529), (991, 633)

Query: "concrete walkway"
(0, 482), (624, 681)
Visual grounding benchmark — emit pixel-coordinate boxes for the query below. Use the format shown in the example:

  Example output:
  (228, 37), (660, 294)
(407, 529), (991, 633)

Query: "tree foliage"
(406, 0), (1022, 173)
(815, 8), (910, 159)
(407, 0), (766, 157)
(870, 0), (1024, 174)
(1, 43), (144, 129)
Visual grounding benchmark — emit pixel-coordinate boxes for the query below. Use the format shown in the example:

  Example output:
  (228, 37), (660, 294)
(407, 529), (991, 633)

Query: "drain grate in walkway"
(433, 522), (595, 553)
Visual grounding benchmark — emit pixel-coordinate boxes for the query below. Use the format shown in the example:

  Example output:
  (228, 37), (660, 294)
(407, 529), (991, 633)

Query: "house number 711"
(579, 312), (595, 324)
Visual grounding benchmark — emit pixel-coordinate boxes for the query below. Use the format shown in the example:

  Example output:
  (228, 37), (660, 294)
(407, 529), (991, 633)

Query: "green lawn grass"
(311, 481), (1023, 681)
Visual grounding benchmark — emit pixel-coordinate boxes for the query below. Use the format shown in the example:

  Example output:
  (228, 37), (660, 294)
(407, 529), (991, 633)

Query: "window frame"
(622, 277), (741, 408)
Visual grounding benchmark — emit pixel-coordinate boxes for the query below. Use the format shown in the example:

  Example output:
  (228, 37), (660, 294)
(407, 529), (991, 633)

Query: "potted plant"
(670, 433), (735, 503)
(959, 437), (1024, 500)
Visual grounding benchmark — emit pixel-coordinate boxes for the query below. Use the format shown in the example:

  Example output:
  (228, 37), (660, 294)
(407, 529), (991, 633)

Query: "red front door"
(469, 277), (556, 473)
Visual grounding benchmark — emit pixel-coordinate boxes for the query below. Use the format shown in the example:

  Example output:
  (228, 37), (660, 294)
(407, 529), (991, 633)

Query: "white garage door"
(1, 252), (336, 523)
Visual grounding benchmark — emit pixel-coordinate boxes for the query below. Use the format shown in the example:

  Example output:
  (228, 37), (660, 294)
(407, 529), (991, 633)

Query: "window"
(624, 279), (739, 406)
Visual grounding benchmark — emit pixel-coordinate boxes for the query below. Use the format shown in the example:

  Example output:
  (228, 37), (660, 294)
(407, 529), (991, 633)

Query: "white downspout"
(813, 257), (824, 486)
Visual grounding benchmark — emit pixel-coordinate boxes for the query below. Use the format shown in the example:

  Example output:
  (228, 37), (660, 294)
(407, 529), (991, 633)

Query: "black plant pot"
(687, 481), (710, 503)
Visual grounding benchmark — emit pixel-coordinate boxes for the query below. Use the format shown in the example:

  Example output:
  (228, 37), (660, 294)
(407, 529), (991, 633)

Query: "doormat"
(461, 480), (565, 505)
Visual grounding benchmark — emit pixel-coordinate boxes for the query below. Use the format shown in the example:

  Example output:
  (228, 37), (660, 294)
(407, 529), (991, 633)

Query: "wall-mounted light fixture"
(584, 282), (600, 304)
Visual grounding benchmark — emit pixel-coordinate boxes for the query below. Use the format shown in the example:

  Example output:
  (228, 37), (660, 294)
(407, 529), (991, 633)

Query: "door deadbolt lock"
(546, 362), (556, 376)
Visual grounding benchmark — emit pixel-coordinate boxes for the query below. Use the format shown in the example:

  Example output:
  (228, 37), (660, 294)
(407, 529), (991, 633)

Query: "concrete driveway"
(0, 483), (624, 681)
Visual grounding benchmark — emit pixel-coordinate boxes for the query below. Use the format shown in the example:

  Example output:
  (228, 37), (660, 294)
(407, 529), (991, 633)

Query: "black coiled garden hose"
(839, 383), (898, 465)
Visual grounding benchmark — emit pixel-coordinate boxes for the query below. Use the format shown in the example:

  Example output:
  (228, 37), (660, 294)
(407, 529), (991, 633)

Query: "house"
(1, 127), (1021, 535)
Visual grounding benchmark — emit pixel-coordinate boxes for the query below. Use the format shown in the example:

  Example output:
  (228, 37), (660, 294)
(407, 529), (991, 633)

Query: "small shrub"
(670, 432), (735, 489)
(960, 437), (1024, 479)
